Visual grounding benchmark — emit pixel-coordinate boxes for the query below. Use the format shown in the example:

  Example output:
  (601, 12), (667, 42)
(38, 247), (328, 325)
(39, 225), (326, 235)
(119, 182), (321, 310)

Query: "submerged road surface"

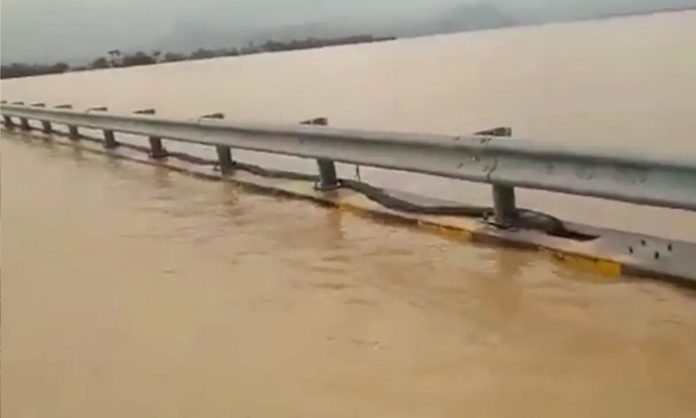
(2, 134), (696, 417)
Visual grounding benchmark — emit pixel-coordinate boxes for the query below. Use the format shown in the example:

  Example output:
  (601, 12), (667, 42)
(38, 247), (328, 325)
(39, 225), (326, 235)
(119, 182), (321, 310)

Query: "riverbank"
(0, 35), (396, 80)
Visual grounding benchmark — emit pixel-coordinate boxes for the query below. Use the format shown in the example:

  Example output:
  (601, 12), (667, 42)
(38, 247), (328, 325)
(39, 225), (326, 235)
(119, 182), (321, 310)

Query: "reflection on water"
(3, 131), (696, 418)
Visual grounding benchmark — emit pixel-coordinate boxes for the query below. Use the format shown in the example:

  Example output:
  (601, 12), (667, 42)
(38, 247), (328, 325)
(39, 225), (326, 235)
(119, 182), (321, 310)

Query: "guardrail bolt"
(301, 117), (339, 191)
(135, 109), (166, 159)
(201, 112), (234, 173)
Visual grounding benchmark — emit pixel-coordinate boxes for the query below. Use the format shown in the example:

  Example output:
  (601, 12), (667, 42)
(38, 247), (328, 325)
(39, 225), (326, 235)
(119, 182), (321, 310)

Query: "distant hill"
(153, 1), (696, 55)
(153, 2), (514, 53)
(3, 0), (696, 64)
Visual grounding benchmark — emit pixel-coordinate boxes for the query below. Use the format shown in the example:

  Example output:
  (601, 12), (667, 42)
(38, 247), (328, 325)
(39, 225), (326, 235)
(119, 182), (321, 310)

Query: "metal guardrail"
(2, 102), (696, 224)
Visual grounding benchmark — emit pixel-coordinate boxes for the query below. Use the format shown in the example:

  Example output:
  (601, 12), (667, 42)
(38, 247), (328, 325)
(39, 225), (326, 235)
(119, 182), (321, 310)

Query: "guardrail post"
(0, 100), (10, 126)
(69, 126), (79, 138)
(7, 102), (22, 129)
(103, 130), (117, 148)
(316, 159), (339, 190)
(1, 99), (10, 126)
(11, 102), (31, 130)
(216, 145), (234, 173)
(492, 185), (517, 225)
(19, 117), (31, 130)
(201, 113), (234, 173)
(89, 107), (117, 148)
(476, 126), (518, 226)
(56, 105), (79, 139)
(134, 109), (166, 158)
(301, 117), (339, 190)
(32, 103), (53, 133)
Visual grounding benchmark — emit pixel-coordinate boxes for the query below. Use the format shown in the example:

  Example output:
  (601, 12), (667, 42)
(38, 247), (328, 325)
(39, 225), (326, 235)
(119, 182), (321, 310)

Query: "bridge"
(2, 101), (695, 287)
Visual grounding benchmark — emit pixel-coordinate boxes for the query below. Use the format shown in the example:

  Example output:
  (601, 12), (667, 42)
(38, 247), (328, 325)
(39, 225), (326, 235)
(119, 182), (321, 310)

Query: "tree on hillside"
(90, 57), (110, 69)
(189, 48), (216, 60)
(50, 62), (69, 73)
(0, 62), (70, 79)
(122, 52), (156, 67)
(163, 52), (186, 62)
(108, 49), (122, 66)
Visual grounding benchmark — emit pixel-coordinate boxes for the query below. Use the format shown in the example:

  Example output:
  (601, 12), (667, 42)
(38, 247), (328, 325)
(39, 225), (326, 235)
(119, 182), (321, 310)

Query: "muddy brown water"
(2, 11), (696, 418)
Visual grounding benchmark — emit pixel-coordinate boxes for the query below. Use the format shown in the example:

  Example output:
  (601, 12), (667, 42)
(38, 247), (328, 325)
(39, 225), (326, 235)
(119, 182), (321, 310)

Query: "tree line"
(0, 35), (395, 80)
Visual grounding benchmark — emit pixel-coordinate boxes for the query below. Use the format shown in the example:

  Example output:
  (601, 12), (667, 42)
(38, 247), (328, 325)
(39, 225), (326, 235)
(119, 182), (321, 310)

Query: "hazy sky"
(1, 0), (454, 62)
(2, 0), (695, 63)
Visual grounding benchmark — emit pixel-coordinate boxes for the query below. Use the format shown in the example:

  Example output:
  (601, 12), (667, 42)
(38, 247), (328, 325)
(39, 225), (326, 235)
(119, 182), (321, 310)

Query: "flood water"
(2, 11), (696, 417)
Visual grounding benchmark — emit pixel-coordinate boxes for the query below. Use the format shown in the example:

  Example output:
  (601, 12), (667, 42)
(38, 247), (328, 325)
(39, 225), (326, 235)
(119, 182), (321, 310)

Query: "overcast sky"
(3, 0), (695, 64)
(2, 0), (453, 62)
